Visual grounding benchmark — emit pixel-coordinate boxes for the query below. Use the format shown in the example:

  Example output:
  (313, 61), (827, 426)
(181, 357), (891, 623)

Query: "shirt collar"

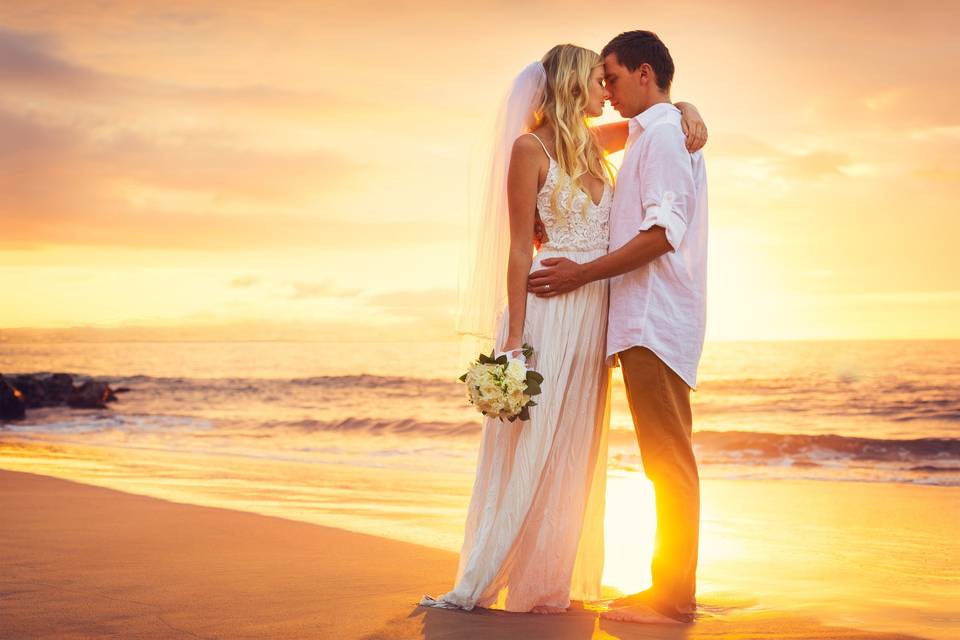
(628, 101), (679, 136)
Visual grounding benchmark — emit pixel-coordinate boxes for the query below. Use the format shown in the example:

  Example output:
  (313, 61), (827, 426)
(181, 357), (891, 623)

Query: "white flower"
(505, 359), (526, 383)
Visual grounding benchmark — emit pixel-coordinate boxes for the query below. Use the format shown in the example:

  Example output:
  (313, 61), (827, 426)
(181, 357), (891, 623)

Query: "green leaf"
(519, 407), (530, 421)
(478, 353), (493, 364)
(495, 355), (508, 365)
(527, 400), (537, 407)
(525, 382), (542, 396)
(458, 373), (467, 382)
(527, 371), (544, 385)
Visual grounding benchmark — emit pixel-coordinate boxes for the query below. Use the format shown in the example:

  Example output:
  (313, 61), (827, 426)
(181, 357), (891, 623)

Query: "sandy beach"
(1, 468), (942, 640)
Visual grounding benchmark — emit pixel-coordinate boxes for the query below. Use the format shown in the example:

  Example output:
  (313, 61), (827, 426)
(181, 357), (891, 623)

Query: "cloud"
(911, 167), (960, 182)
(364, 289), (457, 312)
(288, 280), (361, 300)
(364, 289), (457, 333)
(0, 102), (352, 203)
(0, 318), (456, 343)
(908, 126), (960, 142)
(0, 27), (461, 253)
(863, 90), (900, 111)
(712, 135), (850, 180)
(353, 288), (459, 334)
(0, 109), (458, 252)
(769, 290), (960, 308)
(230, 275), (260, 287)
(0, 27), (102, 91)
(0, 103), (81, 156)
(0, 25), (366, 125)
(0, 105), (440, 251)
(0, 205), (458, 251)
(773, 150), (849, 179)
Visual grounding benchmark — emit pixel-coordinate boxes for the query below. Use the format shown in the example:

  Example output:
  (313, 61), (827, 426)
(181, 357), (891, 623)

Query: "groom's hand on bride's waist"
(528, 258), (586, 297)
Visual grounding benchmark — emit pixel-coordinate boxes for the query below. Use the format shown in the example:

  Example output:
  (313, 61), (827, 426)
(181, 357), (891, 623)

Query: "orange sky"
(1, 1), (958, 341)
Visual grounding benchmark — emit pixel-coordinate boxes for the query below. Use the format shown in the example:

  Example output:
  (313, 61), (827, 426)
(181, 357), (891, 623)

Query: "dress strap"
(525, 132), (554, 161)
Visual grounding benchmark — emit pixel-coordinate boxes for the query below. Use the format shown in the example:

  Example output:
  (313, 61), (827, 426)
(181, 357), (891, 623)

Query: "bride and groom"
(421, 30), (708, 625)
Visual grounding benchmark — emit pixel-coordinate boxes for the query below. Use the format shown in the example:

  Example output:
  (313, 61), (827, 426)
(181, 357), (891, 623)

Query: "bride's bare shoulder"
(514, 127), (554, 158)
(511, 133), (547, 164)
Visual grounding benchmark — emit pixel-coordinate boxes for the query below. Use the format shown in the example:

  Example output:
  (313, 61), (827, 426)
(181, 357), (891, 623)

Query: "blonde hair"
(535, 44), (616, 219)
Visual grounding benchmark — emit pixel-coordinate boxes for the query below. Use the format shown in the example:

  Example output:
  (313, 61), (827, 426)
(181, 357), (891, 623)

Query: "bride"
(421, 44), (706, 615)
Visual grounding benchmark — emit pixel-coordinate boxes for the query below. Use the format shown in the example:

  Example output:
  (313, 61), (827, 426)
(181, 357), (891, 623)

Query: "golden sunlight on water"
(600, 474), (657, 594)
(1, 439), (957, 638)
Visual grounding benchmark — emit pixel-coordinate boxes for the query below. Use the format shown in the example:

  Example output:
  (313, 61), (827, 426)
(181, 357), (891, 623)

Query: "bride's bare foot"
(530, 604), (567, 614)
(600, 603), (684, 624)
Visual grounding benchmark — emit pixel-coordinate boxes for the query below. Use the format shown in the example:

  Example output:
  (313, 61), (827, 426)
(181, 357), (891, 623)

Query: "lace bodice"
(531, 139), (611, 252)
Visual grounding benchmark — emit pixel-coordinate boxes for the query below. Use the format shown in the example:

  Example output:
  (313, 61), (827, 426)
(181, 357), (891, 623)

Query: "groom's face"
(603, 53), (645, 119)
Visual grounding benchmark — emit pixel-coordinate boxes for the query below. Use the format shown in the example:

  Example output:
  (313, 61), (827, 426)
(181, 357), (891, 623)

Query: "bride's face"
(584, 65), (605, 118)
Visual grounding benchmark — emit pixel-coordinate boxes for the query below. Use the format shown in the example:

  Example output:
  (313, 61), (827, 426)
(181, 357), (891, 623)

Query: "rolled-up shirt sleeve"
(637, 122), (696, 252)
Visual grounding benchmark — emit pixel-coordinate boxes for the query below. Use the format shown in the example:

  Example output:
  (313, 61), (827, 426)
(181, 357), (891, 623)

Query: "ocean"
(2, 339), (957, 487)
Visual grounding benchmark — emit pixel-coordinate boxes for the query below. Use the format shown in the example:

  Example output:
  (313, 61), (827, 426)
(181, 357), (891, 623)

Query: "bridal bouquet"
(459, 343), (544, 422)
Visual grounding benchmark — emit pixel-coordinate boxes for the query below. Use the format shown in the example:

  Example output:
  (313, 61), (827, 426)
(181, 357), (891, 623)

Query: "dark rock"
(0, 375), (26, 420)
(47, 373), (75, 403)
(67, 380), (113, 409)
(105, 386), (128, 403)
(9, 375), (46, 408)
(1, 373), (125, 414)
(10, 373), (75, 408)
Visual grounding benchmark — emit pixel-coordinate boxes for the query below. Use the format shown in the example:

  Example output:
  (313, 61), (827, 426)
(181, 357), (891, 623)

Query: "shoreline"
(3, 421), (958, 489)
(0, 468), (940, 639)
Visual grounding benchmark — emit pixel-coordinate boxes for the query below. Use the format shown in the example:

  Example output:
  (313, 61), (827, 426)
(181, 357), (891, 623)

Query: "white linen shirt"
(606, 102), (708, 389)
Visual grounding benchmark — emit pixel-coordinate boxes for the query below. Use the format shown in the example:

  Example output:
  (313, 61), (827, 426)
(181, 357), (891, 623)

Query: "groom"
(528, 30), (707, 624)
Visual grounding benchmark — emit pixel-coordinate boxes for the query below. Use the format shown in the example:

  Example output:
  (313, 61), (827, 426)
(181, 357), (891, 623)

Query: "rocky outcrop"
(0, 373), (127, 421)
(8, 373), (74, 408)
(0, 375), (26, 420)
(67, 380), (114, 409)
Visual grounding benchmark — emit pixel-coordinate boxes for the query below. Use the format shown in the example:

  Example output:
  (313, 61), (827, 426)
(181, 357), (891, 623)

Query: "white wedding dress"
(422, 133), (612, 612)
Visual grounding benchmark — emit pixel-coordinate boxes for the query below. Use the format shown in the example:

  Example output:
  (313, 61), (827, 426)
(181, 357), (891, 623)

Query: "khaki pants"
(619, 345), (699, 615)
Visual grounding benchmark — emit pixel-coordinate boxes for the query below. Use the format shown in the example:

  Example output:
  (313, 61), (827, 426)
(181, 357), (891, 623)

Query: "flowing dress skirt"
(422, 246), (611, 611)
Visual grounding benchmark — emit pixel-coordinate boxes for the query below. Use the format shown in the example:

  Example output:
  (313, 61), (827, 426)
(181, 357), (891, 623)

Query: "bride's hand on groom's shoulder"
(677, 103), (708, 153)
(528, 258), (585, 298)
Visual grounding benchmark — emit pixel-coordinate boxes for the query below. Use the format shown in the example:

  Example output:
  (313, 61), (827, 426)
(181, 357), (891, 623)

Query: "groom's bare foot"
(603, 589), (696, 624)
(530, 604), (567, 614)
(600, 603), (684, 625)
(608, 587), (657, 608)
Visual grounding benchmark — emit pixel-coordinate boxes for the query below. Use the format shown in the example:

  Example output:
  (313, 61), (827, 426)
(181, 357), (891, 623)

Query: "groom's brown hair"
(602, 30), (674, 91)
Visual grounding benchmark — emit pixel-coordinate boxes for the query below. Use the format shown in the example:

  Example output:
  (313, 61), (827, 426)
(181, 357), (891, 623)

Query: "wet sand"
(0, 468), (938, 639)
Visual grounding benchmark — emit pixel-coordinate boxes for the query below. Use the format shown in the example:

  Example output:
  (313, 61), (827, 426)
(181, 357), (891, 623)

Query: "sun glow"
(1, 3), (958, 341)
(601, 474), (657, 594)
